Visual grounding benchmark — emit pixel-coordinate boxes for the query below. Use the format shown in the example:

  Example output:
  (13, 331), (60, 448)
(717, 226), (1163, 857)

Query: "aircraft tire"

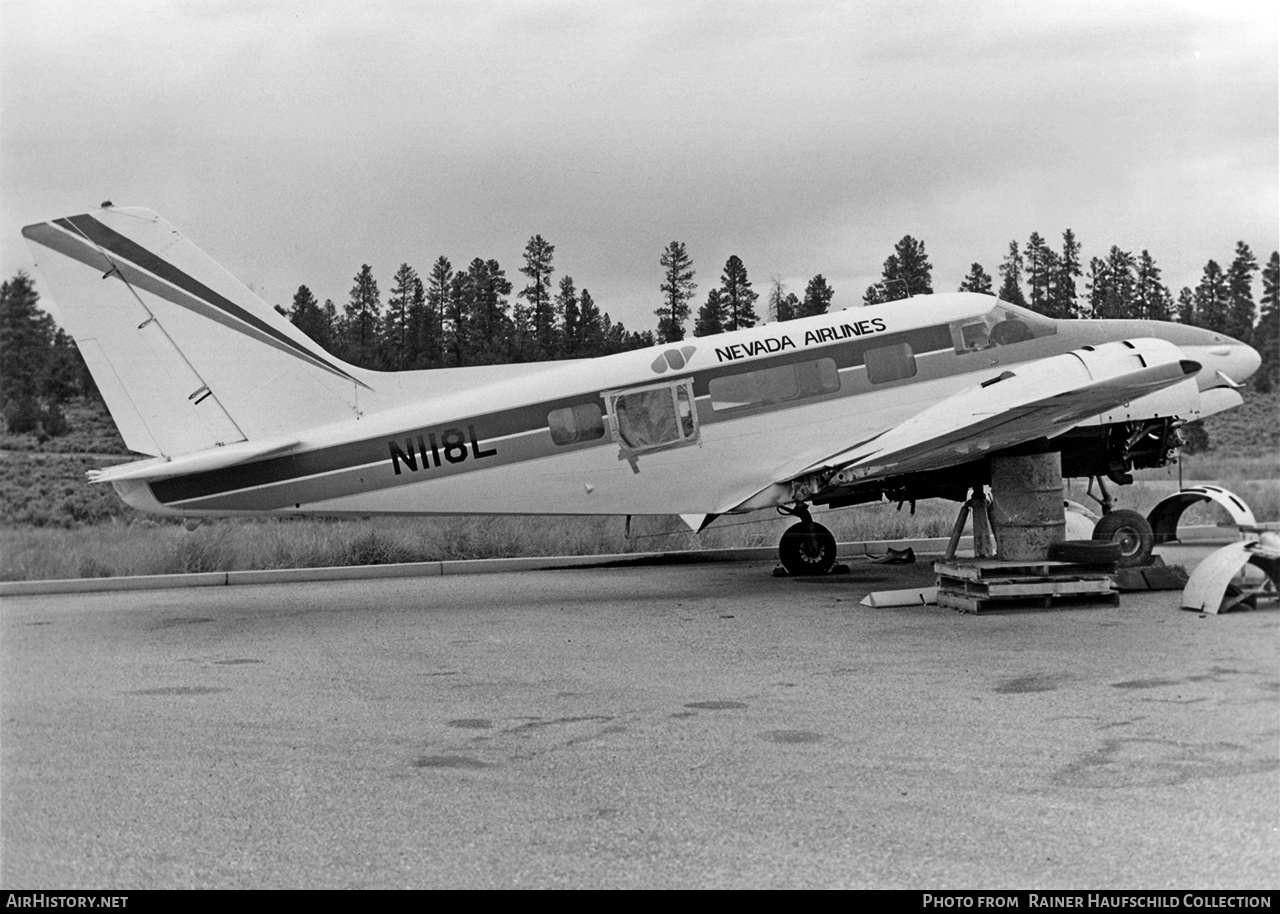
(779, 522), (837, 576)
(1091, 509), (1155, 568)
(1048, 540), (1123, 565)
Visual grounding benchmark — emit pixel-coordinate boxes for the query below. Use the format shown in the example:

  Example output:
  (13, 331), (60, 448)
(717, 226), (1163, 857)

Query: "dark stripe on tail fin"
(57, 214), (362, 386)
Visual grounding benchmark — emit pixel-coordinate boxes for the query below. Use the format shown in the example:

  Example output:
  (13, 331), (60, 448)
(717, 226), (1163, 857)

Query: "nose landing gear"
(1081, 476), (1156, 568)
(777, 503), (837, 576)
(1091, 508), (1155, 568)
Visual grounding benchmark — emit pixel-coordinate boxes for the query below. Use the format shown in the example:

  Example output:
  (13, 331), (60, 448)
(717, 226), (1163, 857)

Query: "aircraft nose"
(1240, 341), (1262, 380)
(1185, 339), (1262, 390)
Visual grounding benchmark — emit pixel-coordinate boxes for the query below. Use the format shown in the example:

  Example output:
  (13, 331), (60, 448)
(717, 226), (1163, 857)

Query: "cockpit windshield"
(954, 303), (1056, 353)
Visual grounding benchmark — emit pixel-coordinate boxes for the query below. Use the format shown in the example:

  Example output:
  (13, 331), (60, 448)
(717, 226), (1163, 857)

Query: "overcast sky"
(2, 0), (1276, 334)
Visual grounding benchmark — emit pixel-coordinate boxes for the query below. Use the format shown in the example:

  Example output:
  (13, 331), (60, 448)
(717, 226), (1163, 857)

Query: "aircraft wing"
(783, 338), (1202, 489)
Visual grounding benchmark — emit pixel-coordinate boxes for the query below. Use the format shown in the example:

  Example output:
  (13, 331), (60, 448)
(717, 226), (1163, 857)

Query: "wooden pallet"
(935, 559), (1118, 581)
(937, 589), (1120, 613)
(935, 559), (1118, 614)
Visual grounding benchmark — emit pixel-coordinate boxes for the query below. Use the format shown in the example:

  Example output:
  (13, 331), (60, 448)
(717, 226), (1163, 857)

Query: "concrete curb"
(0, 528), (1238, 597)
(1, 537), (959, 596)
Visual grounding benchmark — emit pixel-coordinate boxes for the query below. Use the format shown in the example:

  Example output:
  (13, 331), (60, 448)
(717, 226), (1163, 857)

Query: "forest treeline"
(2, 229), (1277, 442)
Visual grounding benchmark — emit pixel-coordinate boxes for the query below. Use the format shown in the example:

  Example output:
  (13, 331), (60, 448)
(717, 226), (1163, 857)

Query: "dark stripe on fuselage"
(148, 319), (1046, 510)
(56, 215), (361, 385)
(148, 388), (613, 505)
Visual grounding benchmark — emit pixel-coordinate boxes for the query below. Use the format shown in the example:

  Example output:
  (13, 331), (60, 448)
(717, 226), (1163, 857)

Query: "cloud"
(2, 0), (1275, 327)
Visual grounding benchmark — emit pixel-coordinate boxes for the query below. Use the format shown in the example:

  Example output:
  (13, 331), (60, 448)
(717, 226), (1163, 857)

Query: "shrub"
(343, 529), (419, 566)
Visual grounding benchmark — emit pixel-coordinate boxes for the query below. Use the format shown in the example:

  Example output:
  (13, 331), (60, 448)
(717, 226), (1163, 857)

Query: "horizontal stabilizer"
(88, 437), (300, 484)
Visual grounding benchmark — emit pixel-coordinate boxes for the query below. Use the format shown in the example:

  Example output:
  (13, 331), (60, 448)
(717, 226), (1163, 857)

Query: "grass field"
(1, 391), (1275, 581)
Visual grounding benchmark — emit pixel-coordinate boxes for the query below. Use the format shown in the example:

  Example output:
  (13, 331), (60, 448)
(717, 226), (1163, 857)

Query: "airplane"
(21, 206), (1262, 575)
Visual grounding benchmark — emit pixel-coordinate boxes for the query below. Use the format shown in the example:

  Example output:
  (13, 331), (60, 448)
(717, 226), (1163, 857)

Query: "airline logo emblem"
(651, 345), (697, 374)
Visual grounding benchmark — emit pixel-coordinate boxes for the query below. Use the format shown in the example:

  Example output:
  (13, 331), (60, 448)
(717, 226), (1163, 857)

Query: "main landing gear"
(777, 503), (837, 576)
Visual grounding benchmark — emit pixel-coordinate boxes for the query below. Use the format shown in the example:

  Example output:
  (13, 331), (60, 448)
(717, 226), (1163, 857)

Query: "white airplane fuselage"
(112, 297), (1258, 521)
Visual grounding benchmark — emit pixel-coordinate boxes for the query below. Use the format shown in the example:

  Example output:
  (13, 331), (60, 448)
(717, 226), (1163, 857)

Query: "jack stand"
(944, 487), (998, 561)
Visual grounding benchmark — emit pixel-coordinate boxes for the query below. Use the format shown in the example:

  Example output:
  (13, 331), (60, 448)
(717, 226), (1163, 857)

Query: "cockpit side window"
(953, 304), (1056, 354)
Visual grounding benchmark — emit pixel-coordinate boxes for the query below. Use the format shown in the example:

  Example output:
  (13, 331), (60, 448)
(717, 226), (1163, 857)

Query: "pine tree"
(519, 235), (555, 357)
(45, 327), (83, 405)
(656, 241), (695, 343)
(556, 275), (579, 357)
(578, 288), (604, 356)
(1176, 287), (1195, 326)
(1040, 248), (1062, 315)
(1193, 260), (1229, 332)
(445, 270), (472, 366)
(863, 235), (933, 305)
(1254, 251), (1279, 391)
(1134, 250), (1171, 322)
(0, 272), (58, 435)
(288, 284), (332, 352)
(0, 271), (53, 403)
(342, 265), (382, 367)
(511, 295), (532, 360)
(719, 255), (759, 331)
(384, 263), (419, 369)
(423, 257), (452, 368)
(1051, 229), (1083, 318)
(780, 292), (800, 322)
(800, 275), (834, 317)
(1096, 247), (1136, 319)
(469, 258), (514, 364)
(624, 327), (655, 350)
(1084, 258), (1107, 320)
(1023, 232), (1052, 314)
(767, 277), (797, 322)
(997, 241), (1027, 307)
(894, 235), (933, 295)
(599, 313), (619, 354)
(958, 263), (994, 295)
(1225, 241), (1259, 343)
(694, 288), (727, 337)
(405, 275), (434, 369)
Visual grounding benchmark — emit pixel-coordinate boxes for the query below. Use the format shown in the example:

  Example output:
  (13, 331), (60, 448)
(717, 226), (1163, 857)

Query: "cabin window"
(865, 342), (917, 384)
(548, 403), (605, 445)
(709, 357), (840, 412)
(604, 379), (700, 467)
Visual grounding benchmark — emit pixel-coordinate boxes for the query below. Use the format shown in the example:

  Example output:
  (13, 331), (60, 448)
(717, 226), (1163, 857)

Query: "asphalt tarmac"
(1, 549), (1276, 889)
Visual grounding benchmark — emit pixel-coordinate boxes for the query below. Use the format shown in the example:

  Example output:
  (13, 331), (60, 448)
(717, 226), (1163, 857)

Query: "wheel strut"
(1084, 476), (1116, 515)
(778, 502), (814, 525)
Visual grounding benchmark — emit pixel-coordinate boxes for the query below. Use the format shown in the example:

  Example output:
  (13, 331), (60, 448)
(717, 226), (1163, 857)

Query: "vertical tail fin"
(22, 207), (366, 456)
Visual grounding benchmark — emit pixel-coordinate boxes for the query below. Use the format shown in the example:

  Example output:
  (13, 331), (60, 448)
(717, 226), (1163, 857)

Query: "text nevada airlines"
(715, 318), (888, 362)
